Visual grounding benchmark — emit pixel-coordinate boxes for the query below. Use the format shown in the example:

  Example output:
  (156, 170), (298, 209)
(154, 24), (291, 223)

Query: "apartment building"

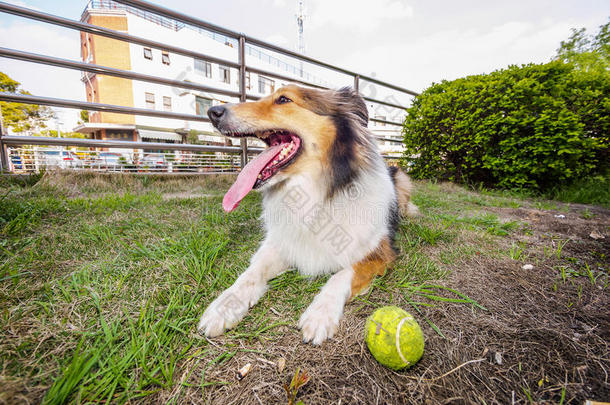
(75, 0), (404, 153)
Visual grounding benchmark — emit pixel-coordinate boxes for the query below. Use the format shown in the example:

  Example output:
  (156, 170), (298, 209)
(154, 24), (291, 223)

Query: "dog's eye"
(275, 95), (292, 105)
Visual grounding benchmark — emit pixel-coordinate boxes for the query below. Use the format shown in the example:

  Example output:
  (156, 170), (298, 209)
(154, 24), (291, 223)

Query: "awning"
(138, 130), (183, 142)
(73, 123), (136, 134)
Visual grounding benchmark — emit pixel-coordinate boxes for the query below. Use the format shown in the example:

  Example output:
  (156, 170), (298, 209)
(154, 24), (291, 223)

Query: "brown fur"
(230, 85), (338, 178)
(392, 168), (419, 217)
(350, 238), (396, 298)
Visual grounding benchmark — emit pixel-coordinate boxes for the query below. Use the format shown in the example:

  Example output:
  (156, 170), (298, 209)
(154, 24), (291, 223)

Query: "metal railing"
(0, 0), (416, 174)
(1, 135), (264, 174)
(7, 145), (242, 174)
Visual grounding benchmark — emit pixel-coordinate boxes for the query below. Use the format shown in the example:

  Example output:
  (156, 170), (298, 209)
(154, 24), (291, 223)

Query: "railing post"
(238, 35), (247, 168)
(0, 109), (8, 172)
(354, 75), (359, 93)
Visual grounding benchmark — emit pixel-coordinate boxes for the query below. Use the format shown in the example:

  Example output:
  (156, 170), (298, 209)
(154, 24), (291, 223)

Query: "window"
(258, 76), (275, 94)
(143, 47), (153, 60)
(87, 37), (93, 62)
(106, 130), (132, 141)
(163, 96), (172, 112)
(162, 51), (170, 65)
(81, 36), (94, 63)
(374, 115), (386, 127)
(219, 66), (230, 84)
(195, 97), (213, 117)
(145, 92), (155, 109)
(194, 59), (212, 78)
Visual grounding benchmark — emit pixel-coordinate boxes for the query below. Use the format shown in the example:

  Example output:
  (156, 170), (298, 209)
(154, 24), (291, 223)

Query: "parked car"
(96, 152), (126, 171)
(10, 155), (23, 170)
(139, 153), (169, 172)
(40, 150), (81, 169)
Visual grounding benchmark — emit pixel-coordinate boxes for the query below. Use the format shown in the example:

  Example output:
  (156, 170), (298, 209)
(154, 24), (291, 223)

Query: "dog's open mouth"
(254, 130), (301, 188)
(222, 130), (301, 213)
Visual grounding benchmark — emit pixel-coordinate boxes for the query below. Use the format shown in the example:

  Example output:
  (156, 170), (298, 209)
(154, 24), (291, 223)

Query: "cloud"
(336, 18), (586, 94)
(309, 0), (413, 32)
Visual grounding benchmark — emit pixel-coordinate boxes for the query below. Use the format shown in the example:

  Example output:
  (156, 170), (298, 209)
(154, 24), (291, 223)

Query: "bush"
(402, 61), (609, 191)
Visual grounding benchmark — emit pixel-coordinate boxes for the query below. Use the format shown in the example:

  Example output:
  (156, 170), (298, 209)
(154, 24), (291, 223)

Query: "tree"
(556, 19), (610, 73)
(79, 110), (89, 124)
(41, 129), (87, 139)
(0, 71), (53, 133)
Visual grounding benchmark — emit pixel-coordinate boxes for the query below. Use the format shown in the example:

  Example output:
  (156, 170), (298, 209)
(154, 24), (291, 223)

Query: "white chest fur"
(261, 165), (395, 276)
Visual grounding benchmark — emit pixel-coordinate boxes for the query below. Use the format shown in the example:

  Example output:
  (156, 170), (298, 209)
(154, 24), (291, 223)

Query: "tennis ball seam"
(395, 317), (410, 366)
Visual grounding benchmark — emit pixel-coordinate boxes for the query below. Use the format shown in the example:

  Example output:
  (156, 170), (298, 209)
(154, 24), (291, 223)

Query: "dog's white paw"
(198, 290), (249, 337)
(298, 298), (343, 345)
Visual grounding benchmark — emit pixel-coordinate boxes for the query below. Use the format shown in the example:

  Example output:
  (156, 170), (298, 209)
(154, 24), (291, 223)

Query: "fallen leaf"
(277, 357), (286, 373)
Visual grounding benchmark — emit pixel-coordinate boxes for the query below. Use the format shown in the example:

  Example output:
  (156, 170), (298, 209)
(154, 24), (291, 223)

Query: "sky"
(0, 0), (608, 130)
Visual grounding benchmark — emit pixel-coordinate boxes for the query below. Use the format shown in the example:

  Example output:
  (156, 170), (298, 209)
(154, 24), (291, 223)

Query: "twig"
(256, 357), (276, 366)
(401, 358), (485, 382)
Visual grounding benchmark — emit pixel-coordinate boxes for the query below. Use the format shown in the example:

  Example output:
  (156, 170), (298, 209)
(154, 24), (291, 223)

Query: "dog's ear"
(328, 87), (367, 198)
(337, 87), (369, 127)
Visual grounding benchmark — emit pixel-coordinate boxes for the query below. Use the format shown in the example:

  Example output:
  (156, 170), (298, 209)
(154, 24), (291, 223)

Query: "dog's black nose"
(207, 105), (226, 126)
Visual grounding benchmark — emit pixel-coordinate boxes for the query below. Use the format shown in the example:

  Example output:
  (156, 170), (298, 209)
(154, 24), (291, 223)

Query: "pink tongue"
(223, 144), (284, 212)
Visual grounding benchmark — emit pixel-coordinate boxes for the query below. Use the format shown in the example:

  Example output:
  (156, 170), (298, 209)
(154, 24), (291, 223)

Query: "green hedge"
(402, 61), (609, 190)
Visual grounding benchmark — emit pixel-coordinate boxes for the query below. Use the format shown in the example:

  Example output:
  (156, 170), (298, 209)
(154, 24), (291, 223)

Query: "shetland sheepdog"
(198, 85), (418, 345)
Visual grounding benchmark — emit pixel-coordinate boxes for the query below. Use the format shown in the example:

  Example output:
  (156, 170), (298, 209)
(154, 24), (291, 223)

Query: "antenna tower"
(296, 0), (306, 55)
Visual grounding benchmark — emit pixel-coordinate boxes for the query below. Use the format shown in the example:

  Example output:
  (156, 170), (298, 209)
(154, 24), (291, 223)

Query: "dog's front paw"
(298, 298), (342, 345)
(198, 290), (249, 337)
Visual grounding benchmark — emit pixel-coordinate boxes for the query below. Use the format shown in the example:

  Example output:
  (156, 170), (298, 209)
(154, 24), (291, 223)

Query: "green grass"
(0, 172), (606, 403)
(545, 175), (610, 208)
(473, 175), (610, 209)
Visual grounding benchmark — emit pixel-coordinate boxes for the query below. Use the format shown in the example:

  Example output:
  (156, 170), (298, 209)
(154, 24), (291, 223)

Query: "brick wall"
(81, 13), (135, 124)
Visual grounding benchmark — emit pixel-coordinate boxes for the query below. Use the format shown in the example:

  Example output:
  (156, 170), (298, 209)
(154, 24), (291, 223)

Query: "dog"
(198, 85), (418, 345)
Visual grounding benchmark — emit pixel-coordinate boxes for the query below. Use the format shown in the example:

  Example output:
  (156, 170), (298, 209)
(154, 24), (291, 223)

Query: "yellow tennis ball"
(365, 306), (424, 370)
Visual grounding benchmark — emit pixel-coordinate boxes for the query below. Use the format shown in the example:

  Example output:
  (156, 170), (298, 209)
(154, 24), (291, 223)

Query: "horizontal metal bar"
(374, 137), (403, 143)
(245, 66), (328, 90)
(356, 76), (419, 97)
(112, 0), (241, 40)
(1, 135), (264, 154)
(0, 1), (240, 69)
(363, 96), (408, 110)
(0, 1), (419, 98)
(247, 37), (419, 96)
(112, 0), (419, 97)
(369, 117), (403, 127)
(0, 47), (243, 99)
(0, 92), (212, 122)
(260, 39), (418, 96)
(1, 171), (237, 177)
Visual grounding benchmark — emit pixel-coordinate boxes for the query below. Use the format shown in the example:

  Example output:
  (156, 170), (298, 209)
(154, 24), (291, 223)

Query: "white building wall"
(115, 10), (404, 152)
